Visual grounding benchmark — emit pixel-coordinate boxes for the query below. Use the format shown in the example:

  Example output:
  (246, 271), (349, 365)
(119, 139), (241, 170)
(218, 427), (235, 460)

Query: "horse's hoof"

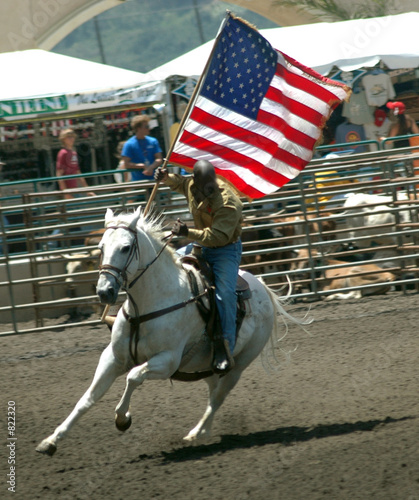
(115, 414), (132, 432)
(183, 430), (211, 442)
(36, 440), (57, 456)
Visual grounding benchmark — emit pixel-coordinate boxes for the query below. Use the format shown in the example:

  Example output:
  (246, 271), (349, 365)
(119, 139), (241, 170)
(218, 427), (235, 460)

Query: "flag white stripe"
(174, 136), (301, 181)
(259, 96), (321, 142)
(191, 97), (314, 163)
(271, 72), (332, 118)
(173, 143), (282, 195)
(198, 95), (318, 147)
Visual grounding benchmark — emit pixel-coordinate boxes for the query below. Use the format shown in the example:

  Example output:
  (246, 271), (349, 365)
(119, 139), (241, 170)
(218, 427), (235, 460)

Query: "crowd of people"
(54, 114), (164, 199)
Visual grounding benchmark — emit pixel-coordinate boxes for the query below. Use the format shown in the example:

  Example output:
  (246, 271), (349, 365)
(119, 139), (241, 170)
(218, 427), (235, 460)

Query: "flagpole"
(163, 10), (232, 164)
(142, 11), (232, 216)
(102, 13), (232, 324)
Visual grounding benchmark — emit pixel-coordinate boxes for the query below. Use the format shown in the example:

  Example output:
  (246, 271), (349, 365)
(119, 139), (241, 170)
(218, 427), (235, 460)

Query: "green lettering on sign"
(0, 95), (68, 117)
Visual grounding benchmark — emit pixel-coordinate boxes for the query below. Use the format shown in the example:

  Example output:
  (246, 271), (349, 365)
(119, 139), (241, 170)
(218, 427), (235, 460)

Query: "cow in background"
(84, 228), (106, 248)
(239, 212), (337, 286)
(290, 248), (396, 300)
(240, 219), (284, 281)
(62, 248), (101, 318)
(272, 212), (337, 246)
(341, 192), (415, 247)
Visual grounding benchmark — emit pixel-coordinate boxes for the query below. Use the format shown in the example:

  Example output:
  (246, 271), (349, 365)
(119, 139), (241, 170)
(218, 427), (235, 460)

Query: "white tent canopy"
(0, 49), (164, 121)
(146, 12), (419, 80)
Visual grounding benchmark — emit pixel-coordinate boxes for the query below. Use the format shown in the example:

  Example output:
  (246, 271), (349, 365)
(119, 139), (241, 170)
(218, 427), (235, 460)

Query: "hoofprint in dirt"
(1, 291), (418, 500)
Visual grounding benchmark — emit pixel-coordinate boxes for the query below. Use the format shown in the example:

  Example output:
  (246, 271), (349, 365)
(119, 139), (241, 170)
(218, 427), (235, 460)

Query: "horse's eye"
(121, 245), (130, 254)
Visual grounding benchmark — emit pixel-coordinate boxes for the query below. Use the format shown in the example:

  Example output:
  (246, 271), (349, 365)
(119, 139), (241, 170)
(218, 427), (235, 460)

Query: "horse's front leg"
(36, 344), (126, 456)
(115, 350), (179, 431)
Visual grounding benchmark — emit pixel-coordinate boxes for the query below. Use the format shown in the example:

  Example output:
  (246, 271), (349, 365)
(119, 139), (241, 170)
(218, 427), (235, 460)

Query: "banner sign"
(0, 80), (164, 121)
(171, 77), (197, 101)
(0, 96), (68, 118)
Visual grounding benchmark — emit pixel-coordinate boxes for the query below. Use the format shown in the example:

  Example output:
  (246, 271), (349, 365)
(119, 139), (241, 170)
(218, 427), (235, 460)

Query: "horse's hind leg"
(36, 344), (125, 456)
(184, 368), (242, 442)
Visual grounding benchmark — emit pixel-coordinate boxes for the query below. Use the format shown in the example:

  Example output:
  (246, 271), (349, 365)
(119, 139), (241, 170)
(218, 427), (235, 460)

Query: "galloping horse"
(37, 207), (310, 456)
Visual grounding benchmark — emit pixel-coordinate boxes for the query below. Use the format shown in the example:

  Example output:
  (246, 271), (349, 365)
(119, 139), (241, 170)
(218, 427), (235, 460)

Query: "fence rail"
(1, 147), (419, 335)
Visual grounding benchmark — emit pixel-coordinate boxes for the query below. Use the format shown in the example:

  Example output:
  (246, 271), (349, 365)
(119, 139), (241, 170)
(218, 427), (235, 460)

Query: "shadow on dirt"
(154, 415), (414, 463)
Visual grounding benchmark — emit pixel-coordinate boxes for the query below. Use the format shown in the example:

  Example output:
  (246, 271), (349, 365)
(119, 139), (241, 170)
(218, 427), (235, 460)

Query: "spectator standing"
(56, 129), (95, 199)
(121, 115), (163, 181)
(386, 101), (419, 148)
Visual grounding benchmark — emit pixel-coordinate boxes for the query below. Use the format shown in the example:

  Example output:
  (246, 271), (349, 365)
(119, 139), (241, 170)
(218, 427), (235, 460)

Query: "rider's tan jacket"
(164, 173), (243, 248)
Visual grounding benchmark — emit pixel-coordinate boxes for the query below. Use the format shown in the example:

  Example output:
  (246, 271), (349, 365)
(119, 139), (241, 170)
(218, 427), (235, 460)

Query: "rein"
(122, 288), (209, 325)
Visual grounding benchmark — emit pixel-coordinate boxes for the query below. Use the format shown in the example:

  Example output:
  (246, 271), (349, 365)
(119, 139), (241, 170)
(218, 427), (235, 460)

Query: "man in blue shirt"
(122, 115), (163, 181)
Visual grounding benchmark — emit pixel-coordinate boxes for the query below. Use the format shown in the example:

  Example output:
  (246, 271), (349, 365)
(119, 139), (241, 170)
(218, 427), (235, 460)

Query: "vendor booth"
(0, 49), (164, 183)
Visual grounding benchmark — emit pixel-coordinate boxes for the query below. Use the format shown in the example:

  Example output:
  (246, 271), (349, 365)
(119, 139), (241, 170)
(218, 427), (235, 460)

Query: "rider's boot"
(212, 335), (235, 374)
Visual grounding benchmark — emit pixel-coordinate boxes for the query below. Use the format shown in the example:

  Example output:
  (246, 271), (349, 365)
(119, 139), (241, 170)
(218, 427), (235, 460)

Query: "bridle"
(98, 225), (139, 290)
(98, 224), (170, 291)
(98, 223), (209, 366)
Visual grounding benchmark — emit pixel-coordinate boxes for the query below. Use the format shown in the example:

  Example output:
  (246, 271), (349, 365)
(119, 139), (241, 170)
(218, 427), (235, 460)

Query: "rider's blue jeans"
(202, 239), (242, 354)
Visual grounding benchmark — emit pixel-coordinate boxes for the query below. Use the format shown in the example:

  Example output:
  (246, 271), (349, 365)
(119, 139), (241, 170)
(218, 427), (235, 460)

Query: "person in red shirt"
(56, 129), (95, 199)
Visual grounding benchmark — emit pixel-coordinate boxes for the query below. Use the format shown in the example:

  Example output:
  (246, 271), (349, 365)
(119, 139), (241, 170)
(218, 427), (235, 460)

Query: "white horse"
(37, 207), (310, 456)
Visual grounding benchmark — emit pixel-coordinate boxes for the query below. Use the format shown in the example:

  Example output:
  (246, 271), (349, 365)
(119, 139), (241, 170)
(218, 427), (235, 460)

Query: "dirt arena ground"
(1, 290), (419, 500)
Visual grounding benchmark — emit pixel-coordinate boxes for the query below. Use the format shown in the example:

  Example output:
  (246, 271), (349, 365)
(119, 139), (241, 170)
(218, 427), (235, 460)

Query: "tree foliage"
(277, 0), (397, 21)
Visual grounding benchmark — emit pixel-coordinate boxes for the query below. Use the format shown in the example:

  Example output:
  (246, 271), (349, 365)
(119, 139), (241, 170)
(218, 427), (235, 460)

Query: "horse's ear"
(105, 208), (114, 224)
(129, 206), (142, 228)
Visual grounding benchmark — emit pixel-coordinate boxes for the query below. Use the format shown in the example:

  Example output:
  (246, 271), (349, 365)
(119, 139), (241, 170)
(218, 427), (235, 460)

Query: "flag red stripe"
(190, 106), (277, 155)
(191, 105), (311, 168)
(282, 51), (350, 95)
(176, 129), (297, 185)
(169, 152), (195, 169)
(170, 152), (280, 199)
(275, 61), (342, 105)
(216, 169), (268, 199)
(257, 109), (317, 150)
(272, 147), (307, 171)
(265, 85), (324, 127)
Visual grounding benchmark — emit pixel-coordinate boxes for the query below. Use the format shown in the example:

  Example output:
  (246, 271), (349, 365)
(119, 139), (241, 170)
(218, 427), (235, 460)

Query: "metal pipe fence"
(1, 147), (419, 335)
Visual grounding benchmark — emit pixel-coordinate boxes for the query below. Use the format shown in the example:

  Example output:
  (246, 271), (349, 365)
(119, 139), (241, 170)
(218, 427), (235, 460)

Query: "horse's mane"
(107, 207), (177, 260)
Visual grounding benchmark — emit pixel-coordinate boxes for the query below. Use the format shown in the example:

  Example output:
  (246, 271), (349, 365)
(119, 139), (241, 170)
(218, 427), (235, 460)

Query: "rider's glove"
(154, 166), (168, 182)
(171, 218), (189, 237)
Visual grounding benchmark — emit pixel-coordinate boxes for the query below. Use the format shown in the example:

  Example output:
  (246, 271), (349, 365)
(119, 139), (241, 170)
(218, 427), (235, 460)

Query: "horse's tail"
(260, 278), (313, 371)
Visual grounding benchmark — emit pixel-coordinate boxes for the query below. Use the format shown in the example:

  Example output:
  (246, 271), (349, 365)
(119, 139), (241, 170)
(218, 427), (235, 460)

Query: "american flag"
(169, 13), (351, 199)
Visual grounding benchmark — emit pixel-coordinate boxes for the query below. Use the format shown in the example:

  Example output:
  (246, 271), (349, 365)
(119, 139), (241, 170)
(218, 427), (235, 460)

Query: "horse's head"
(96, 207), (144, 304)
(96, 207), (170, 304)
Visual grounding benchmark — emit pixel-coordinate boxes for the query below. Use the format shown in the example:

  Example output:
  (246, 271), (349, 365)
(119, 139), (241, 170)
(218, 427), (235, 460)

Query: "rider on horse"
(155, 160), (243, 373)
